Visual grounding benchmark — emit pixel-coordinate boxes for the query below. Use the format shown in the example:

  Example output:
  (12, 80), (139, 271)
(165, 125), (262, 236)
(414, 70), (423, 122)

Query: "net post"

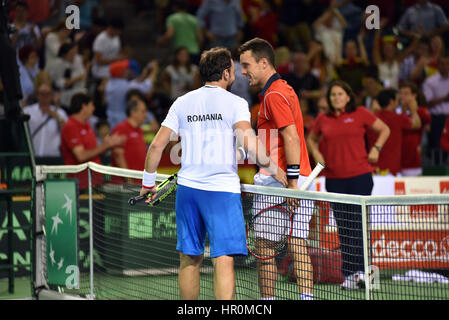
(88, 166), (95, 299)
(33, 166), (48, 294)
(361, 198), (371, 300)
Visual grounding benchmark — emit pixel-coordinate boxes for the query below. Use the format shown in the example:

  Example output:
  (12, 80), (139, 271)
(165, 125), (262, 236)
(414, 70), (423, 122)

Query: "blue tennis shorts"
(175, 184), (248, 258)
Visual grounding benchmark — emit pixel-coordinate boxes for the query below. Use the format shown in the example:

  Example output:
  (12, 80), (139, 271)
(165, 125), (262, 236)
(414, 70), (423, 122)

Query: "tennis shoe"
(341, 271), (365, 290)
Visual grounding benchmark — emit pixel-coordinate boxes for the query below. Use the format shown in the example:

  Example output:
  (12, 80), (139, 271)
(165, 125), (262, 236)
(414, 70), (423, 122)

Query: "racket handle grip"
(128, 194), (148, 206)
(299, 162), (325, 191)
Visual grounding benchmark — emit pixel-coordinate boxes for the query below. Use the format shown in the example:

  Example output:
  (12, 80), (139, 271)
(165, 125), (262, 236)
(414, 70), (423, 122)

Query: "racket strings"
(247, 208), (292, 259)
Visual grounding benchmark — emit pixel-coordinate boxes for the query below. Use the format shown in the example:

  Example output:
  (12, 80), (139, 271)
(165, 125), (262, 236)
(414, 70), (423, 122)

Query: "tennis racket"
(246, 162), (325, 260)
(246, 201), (293, 260)
(128, 173), (178, 206)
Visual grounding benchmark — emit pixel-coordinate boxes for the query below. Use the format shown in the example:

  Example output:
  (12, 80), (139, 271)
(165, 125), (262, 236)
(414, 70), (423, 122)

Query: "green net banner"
(45, 179), (79, 288)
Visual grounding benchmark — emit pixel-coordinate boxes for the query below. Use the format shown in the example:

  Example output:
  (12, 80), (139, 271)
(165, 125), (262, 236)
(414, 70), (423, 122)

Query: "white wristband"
(237, 146), (248, 161)
(142, 170), (156, 189)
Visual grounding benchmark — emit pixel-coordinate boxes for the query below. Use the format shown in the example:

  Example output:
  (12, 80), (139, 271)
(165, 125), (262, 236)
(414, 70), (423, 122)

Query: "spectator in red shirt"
(368, 88), (421, 176)
(23, 0), (52, 25)
(307, 80), (390, 290)
(247, 0), (278, 48)
(399, 82), (432, 176)
(61, 93), (125, 189)
(111, 99), (148, 181)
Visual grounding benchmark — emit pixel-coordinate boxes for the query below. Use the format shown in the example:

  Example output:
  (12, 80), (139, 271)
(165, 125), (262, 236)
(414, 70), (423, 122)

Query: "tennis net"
(33, 162), (449, 300)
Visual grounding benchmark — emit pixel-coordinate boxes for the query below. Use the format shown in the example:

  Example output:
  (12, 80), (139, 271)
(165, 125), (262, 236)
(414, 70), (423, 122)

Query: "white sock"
(300, 293), (314, 300)
(261, 297), (275, 300)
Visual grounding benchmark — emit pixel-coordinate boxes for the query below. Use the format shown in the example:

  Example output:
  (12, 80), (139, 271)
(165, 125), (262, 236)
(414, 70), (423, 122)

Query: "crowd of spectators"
(2, 0), (449, 177)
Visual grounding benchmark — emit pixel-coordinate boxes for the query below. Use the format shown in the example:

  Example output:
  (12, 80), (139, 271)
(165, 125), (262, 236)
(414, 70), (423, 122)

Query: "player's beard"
(226, 79), (235, 91)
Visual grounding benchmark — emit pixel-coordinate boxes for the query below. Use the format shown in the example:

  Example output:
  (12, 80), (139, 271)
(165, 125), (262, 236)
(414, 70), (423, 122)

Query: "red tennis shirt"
(257, 73), (311, 176)
(367, 109), (413, 175)
(61, 116), (102, 189)
(401, 107), (431, 170)
(111, 120), (147, 173)
(311, 107), (377, 179)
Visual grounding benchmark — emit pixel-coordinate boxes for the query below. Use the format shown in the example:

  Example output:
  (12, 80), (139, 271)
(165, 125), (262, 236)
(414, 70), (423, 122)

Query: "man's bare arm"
(140, 126), (175, 195)
(72, 134), (125, 163)
(234, 121), (287, 187)
(279, 124), (301, 189)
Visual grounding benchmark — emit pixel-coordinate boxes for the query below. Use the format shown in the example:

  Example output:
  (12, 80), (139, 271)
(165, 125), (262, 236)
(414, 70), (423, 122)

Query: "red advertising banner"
(440, 181), (449, 194)
(371, 230), (449, 269)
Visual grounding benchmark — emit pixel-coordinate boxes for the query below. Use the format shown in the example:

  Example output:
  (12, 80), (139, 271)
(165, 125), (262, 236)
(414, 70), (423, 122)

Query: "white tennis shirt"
(161, 85), (250, 193)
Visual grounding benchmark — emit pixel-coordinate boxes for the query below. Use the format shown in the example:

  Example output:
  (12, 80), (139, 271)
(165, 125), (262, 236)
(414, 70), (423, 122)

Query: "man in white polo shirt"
(139, 47), (286, 300)
(23, 83), (68, 158)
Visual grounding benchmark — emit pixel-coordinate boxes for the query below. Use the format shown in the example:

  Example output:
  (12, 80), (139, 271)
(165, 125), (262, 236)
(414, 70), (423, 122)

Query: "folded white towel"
(392, 270), (449, 284)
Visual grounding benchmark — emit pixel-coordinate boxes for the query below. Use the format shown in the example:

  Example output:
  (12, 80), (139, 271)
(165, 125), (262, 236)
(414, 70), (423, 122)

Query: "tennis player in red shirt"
(239, 38), (314, 300)
(399, 82), (432, 176)
(61, 93), (125, 189)
(307, 80), (390, 289)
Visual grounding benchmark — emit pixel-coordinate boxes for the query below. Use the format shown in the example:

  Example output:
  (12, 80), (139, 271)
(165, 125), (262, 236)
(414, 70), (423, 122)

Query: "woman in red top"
(307, 80), (390, 289)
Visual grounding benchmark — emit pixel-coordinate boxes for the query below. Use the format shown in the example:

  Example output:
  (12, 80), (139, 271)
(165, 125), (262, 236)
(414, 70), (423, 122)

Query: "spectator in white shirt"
(312, 4), (346, 65)
(23, 83), (68, 157)
(91, 17), (125, 80)
(160, 46), (201, 102)
(44, 19), (72, 71)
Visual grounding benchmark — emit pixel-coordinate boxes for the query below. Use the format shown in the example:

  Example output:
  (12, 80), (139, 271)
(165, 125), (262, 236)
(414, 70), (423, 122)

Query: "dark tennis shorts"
(175, 184), (248, 258)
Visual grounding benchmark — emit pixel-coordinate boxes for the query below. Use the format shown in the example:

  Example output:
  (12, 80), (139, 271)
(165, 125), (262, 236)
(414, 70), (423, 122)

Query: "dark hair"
(399, 81), (418, 95)
(399, 81), (426, 105)
(173, 46), (192, 72)
(15, 1), (28, 9)
(327, 80), (357, 114)
(126, 99), (140, 117)
(174, 0), (188, 11)
(70, 93), (92, 114)
(92, 16), (107, 28)
(377, 89), (397, 109)
(263, 0), (276, 11)
(199, 47), (232, 82)
(364, 65), (379, 81)
(95, 119), (110, 131)
(58, 42), (76, 57)
(238, 37), (275, 67)
(108, 17), (124, 30)
(18, 45), (36, 64)
(125, 89), (146, 103)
